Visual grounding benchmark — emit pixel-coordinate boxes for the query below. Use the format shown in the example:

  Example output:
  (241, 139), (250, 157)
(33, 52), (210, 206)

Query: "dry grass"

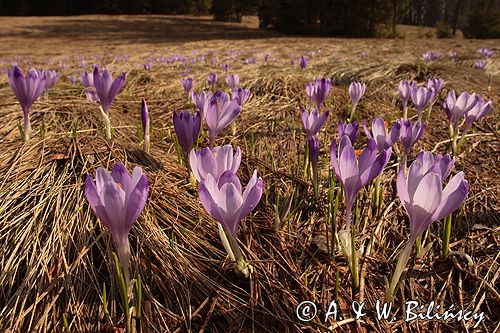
(0, 15), (498, 332)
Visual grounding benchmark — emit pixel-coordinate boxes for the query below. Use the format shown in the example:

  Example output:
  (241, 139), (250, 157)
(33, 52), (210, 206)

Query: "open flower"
(306, 78), (332, 109)
(93, 66), (126, 116)
(232, 88), (251, 106)
(363, 118), (401, 152)
(173, 110), (201, 156)
(465, 96), (492, 128)
(397, 151), (468, 240)
(442, 90), (477, 127)
(301, 107), (329, 137)
(190, 145), (241, 182)
(8, 66), (46, 141)
(330, 136), (388, 230)
(84, 163), (148, 277)
(198, 170), (264, 238)
(204, 91), (241, 147)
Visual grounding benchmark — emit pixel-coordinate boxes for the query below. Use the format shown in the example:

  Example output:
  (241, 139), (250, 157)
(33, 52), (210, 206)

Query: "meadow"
(0, 15), (498, 332)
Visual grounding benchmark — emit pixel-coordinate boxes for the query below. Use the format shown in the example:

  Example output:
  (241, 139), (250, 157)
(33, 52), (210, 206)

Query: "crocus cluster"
(189, 144), (263, 277)
(442, 90), (492, 154)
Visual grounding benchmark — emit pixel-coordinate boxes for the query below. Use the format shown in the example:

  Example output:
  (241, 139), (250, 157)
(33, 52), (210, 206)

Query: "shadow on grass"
(7, 15), (282, 44)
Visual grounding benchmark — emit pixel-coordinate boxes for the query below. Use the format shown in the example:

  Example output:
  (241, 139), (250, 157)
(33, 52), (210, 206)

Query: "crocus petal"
(432, 172), (469, 222)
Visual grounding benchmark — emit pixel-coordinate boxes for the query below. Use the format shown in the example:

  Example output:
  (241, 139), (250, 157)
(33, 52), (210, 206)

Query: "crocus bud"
(299, 56), (309, 70)
(173, 110), (201, 156)
(141, 99), (150, 153)
(180, 77), (193, 94)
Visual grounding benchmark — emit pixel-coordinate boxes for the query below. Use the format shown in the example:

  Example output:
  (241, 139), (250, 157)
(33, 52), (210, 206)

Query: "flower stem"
(218, 223), (236, 262)
(441, 214), (453, 258)
(350, 228), (359, 291)
(23, 112), (31, 142)
(100, 106), (112, 140)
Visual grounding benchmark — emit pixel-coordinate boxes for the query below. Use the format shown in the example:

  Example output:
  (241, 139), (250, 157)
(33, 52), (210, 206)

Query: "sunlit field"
(0, 15), (498, 333)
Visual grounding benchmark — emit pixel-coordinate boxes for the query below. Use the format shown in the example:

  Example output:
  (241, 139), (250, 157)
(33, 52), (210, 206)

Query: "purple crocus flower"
(80, 71), (93, 87)
(8, 66), (46, 141)
(427, 78), (444, 99)
(93, 66), (126, 116)
(450, 51), (457, 61)
(207, 73), (217, 88)
(189, 145), (241, 182)
(68, 75), (78, 85)
(232, 88), (251, 106)
(141, 99), (150, 153)
(212, 57), (219, 64)
(385, 151), (468, 302)
(474, 60), (486, 69)
(221, 63), (229, 73)
(244, 58), (256, 65)
(191, 90), (212, 115)
(301, 107), (329, 137)
(477, 48), (494, 58)
(306, 78), (333, 110)
(181, 77), (193, 94)
(399, 119), (426, 157)
(337, 120), (359, 143)
(85, 90), (100, 103)
(84, 162), (148, 280)
(198, 170), (263, 238)
(299, 56), (309, 70)
(143, 63), (152, 71)
(411, 85), (434, 119)
(290, 57), (295, 65)
(263, 53), (270, 62)
(330, 136), (388, 231)
(442, 90), (477, 127)
(423, 51), (441, 63)
(397, 151), (468, 241)
(173, 110), (201, 156)
(42, 69), (60, 94)
(363, 118), (401, 152)
(348, 82), (366, 115)
(204, 91), (242, 147)
(225, 74), (240, 90)
(398, 80), (412, 115)
(464, 96), (492, 128)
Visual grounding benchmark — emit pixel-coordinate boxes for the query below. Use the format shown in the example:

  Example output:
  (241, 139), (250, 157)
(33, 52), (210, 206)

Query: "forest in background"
(0, 0), (498, 38)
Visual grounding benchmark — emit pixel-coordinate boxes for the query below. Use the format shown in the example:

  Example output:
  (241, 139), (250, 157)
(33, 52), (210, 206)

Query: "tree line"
(0, 0), (498, 38)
